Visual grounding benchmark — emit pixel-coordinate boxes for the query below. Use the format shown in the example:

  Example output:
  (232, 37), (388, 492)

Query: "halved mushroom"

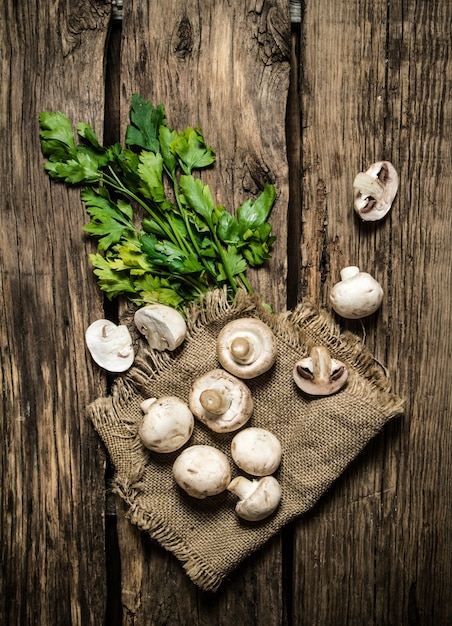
(216, 318), (278, 379)
(293, 345), (348, 396)
(188, 369), (253, 433)
(228, 475), (282, 521)
(231, 427), (282, 476)
(85, 319), (134, 372)
(172, 445), (232, 499)
(134, 304), (187, 351)
(139, 396), (194, 453)
(353, 161), (399, 221)
(330, 266), (384, 319)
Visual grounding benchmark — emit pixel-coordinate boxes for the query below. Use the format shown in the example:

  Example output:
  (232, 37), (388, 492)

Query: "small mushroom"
(228, 475), (282, 521)
(85, 319), (134, 372)
(139, 396), (194, 453)
(216, 318), (278, 379)
(293, 345), (348, 396)
(231, 427), (282, 476)
(353, 160), (399, 221)
(330, 266), (384, 319)
(172, 445), (231, 499)
(188, 369), (254, 433)
(134, 304), (187, 351)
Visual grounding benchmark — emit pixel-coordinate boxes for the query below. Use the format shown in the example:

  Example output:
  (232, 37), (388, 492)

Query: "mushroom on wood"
(293, 345), (348, 396)
(134, 303), (187, 351)
(353, 160), (399, 221)
(228, 475), (282, 521)
(216, 317), (278, 379)
(189, 369), (254, 433)
(85, 319), (134, 372)
(139, 396), (194, 453)
(330, 266), (384, 319)
(172, 445), (231, 499)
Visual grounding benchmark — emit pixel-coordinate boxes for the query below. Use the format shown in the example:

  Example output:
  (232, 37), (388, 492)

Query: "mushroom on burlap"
(134, 303), (187, 351)
(293, 345), (348, 396)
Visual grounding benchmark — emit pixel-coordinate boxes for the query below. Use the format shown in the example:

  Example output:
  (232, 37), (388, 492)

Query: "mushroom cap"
(138, 396), (194, 453)
(188, 369), (254, 433)
(228, 476), (282, 521)
(134, 304), (187, 351)
(231, 427), (282, 476)
(353, 160), (399, 221)
(216, 317), (278, 379)
(330, 266), (384, 319)
(172, 445), (232, 499)
(293, 345), (348, 396)
(85, 319), (134, 372)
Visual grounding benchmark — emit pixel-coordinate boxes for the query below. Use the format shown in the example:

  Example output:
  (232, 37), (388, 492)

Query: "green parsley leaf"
(237, 183), (276, 229)
(125, 94), (166, 152)
(89, 253), (136, 299)
(170, 127), (215, 174)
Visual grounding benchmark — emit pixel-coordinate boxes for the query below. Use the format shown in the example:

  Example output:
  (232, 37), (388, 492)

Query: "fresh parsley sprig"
(39, 94), (276, 311)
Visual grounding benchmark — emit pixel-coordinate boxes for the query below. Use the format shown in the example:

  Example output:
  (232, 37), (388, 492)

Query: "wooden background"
(1, 0), (451, 624)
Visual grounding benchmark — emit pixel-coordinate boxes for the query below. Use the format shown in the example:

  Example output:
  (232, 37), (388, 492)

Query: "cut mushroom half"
(353, 160), (399, 221)
(189, 369), (254, 433)
(85, 319), (134, 372)
(293, 345), (348, 396)
(139, 396), (194, 453)
(134, 304), (187, 351)
(172, 445), (232, 499)
(216, 318), (278, 379)
(228, 475), (282, 521)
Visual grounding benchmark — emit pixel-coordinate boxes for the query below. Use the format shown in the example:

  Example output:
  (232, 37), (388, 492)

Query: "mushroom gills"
(293, 346), (348, 396)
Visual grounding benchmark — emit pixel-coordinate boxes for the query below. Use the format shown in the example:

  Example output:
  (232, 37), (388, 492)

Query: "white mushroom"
(228, 476), (282, 521)
(134, 304), (187, 351)
(216, 318), (278, 379)
(230, 427), (282, 476)
(139, 396), (194, 453)
(172, 445), (231, 499)
(85, 319), (134, 372)
(353, 161), (399, 221)
(330, 266), (384, 319)
(188, 369), (254, 433)
(293, 345), (348, 396)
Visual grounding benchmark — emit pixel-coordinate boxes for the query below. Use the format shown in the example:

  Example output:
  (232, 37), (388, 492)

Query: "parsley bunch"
(39, 95), (276, 311)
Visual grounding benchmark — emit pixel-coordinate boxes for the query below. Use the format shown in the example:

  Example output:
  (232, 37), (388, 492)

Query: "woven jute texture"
(88, 290), (404, 592)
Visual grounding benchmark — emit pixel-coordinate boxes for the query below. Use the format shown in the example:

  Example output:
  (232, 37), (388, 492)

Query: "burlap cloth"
(88, 289), (404, 592)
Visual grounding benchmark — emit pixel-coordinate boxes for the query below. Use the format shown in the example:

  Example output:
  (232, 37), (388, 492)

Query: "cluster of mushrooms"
(84, 160), (398, 522)
(329, 160), (399, 320)
(85, 303), (350, 521)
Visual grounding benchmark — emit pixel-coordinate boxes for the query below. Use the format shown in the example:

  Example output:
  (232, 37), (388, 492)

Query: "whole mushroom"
(231, 427), (282, 476)
(134, 303), (187, 351)
(216, 318), (278, 379)
(228, 475), (282, 521)
(353, 160), (399, 221)
(139, 396), (194, 453)
(173, 445), (231, 499)
(330, 266), (384, 319)
(189, 369), (254, 433)
(293, 345), (348, 396)
(85, 319), (134, 372)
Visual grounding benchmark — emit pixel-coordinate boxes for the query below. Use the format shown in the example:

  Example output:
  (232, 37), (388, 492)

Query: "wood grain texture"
(0, 1), (111, 624)
(295, 0), (452, 624)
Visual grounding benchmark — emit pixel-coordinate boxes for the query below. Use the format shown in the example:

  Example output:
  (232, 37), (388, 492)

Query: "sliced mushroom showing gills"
(134, 303), (187, 351)
(216, 318), (278, 379)
(85, 319), (134, 372)
(353, 160), (399, 221)
(188, 369), (254, 433)
(293, 346), (348, 396)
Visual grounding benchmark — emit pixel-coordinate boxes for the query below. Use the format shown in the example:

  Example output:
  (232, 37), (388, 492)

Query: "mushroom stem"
(230, 336), (255, 363)
(228, 476), (257, 500)
(339, 266), (360, 281)
(199, 388), (232, 415)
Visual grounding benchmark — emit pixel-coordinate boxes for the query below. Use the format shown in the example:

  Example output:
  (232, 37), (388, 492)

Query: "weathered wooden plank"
(112, 1), (291, 623)
(0, 1), (111, 624)
(295, 0), (452, 624)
